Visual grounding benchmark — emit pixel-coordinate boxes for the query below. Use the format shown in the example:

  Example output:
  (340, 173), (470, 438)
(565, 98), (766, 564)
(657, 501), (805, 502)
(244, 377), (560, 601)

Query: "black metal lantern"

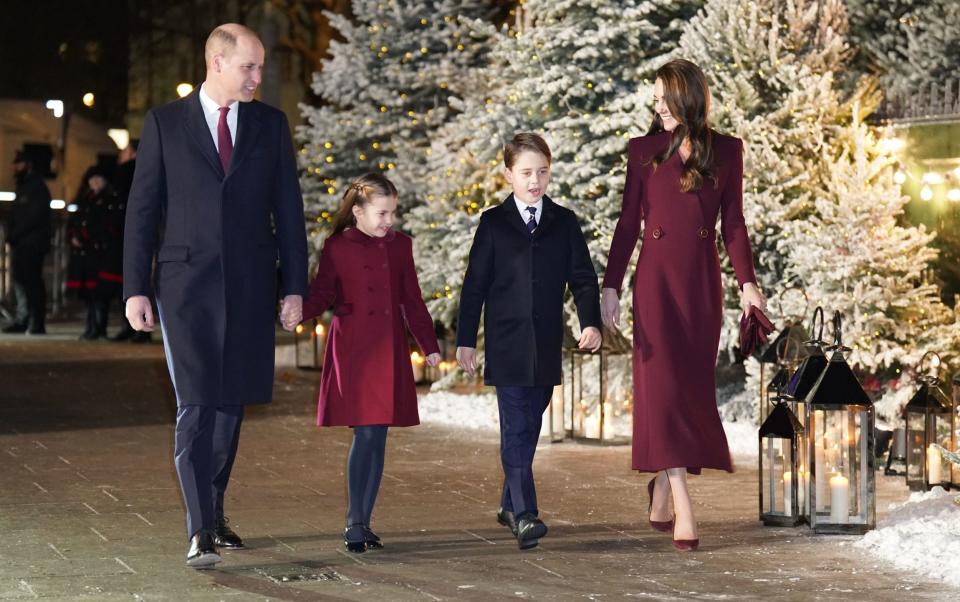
(884, 427), (908, 477)
(805, 312), (875, 534)
(783, 306), (829, 513)
(759, 396), (805, 527)
(904, 352), (952, 491)
(764, 338), (802, 426)
(565, 327), (632, 444)
(758, 286), (809, 424)
(294, 318), (326, 370)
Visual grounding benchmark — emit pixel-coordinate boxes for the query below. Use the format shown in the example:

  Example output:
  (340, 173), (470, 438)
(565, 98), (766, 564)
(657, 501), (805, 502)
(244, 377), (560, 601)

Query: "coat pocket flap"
(333, 303), (353, 316)
(157, 246), (189, 263)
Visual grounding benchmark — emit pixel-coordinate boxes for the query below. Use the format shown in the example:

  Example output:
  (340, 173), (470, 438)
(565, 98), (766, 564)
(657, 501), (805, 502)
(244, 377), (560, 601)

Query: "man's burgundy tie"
(217, 106), (233, 172)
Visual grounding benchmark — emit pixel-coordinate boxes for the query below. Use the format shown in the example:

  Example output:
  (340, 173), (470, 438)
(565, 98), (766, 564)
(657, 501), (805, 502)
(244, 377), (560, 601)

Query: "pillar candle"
(928, 444), (942, 485)
(783, 471), (793, 516)
(815, 444), (826, 511)
(829, 474), (849, 523)
(799, 470), (807, 515)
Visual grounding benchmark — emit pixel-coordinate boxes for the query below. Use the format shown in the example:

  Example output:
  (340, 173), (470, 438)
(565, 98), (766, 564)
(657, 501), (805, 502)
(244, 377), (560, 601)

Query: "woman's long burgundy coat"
(603, 131), (758, 474)
(302, 228), (440, 427)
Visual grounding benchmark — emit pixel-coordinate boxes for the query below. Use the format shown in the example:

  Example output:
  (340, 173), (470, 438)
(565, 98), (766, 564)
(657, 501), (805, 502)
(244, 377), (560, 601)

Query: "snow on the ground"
(419, 391), (760, 460)
(723, 420), (758, 460)
(854, 487), (960, 587)
(420, 394), (960, 587)
(418, 391), (500, 431)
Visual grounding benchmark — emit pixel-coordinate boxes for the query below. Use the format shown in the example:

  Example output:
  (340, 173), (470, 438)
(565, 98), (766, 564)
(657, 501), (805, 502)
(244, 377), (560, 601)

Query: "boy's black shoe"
(497, 508), (518, 536)
(515, 514), (547, 550)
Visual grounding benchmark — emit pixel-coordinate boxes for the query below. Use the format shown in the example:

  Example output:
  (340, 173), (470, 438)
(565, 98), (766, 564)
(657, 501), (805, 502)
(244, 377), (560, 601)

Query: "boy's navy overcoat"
(456, 195), (601, 386)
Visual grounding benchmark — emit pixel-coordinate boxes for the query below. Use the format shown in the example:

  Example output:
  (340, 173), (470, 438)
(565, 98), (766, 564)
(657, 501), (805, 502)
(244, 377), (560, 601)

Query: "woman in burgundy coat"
(601, 60), (766, 551)
(301, 173), (440, 553)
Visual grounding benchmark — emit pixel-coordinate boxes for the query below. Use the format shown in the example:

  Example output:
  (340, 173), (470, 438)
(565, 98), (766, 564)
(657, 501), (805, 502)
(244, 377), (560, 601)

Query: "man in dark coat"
(3, 149), (52, 334)
(456, 133), (602, 550)
(123, 23), (307, 568)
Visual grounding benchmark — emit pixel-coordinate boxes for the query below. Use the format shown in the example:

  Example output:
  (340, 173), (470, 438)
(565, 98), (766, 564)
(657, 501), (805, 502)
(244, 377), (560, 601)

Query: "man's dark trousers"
(496, 385), (552, 518)
(10, 246), (46, 331)
(174, 405), (244, 538)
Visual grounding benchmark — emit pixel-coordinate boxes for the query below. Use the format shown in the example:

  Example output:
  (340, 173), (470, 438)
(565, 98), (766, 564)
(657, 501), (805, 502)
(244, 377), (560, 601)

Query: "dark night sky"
(0, 1), (129, 125)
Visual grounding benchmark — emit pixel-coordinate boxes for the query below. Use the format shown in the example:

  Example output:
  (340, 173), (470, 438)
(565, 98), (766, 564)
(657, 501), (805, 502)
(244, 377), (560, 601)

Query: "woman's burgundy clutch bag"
(739, 305), (775, 356)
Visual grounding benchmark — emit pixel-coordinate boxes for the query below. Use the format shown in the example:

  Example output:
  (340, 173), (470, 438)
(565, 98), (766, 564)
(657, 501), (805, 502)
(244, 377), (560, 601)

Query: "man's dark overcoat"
(123, 90), (307, 406)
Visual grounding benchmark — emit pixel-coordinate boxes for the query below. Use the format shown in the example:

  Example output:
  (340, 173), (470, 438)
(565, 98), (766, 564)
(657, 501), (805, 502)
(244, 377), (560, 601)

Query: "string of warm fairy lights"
(880, 137), (960, 203)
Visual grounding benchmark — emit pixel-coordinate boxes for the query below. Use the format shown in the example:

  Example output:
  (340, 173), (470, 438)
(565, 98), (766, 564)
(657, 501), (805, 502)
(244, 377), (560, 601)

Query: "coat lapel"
(227, 102), (262, 178)
(499, 194), (533, 237)
(533, 196), (557, 238)
(182, 89), (225, 178)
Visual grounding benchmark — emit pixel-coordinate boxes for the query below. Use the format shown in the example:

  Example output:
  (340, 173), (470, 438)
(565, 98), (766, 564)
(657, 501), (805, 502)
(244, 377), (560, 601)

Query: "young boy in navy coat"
(456, 133), (602, 550)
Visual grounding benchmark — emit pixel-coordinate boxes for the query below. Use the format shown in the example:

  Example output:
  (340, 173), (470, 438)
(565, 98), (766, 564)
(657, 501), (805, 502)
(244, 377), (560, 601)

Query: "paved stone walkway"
(1, 322), (955, 600)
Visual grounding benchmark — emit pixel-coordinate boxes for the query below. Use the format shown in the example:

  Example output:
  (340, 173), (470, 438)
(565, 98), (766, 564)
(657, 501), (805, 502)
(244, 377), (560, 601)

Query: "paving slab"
(1, 323), (956, 601)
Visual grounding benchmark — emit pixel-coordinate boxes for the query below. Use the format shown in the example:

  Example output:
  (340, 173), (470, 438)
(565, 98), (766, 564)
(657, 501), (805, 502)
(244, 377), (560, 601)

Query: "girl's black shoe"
(344, 525), (367, 553)
(361, 525), (383, 549)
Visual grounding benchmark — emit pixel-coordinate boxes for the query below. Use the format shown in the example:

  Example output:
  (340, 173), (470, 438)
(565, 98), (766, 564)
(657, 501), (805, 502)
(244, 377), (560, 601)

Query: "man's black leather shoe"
(515, 514), (548, 550)
(214, 517), (245, 549)
(497, 508), (517, 536)
(186, 531), (221, 568)
(2, 322), (27, 334)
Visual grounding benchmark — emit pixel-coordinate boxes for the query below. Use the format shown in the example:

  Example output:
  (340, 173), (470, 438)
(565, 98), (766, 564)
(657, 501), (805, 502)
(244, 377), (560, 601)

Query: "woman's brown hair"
(329, 172), (398, 237)
(647, 59), (715, 192)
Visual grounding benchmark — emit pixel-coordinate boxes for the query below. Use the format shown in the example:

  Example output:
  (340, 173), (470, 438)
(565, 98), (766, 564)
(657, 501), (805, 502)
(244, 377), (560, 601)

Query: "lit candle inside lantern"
(927, 444), (942, 485)
(584, 408), (601, 439)
(410, 351), (425, 382)
(314, 323), (327, 363)
(783, 471), (793, 516)
(829, 474), (849, 523)
(815, 442), (826, 511)
(798, 469), (807, 515)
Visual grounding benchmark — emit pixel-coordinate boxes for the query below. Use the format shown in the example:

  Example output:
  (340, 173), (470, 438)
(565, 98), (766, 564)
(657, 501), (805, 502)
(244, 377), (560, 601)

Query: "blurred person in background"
(66, 166), (124, 340)
(2, 148), (52, 335)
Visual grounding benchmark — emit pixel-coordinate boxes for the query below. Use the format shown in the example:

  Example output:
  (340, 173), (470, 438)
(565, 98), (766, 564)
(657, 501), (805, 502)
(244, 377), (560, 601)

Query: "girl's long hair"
(329, 172), (398, 237)
(647, 59), (715, 192)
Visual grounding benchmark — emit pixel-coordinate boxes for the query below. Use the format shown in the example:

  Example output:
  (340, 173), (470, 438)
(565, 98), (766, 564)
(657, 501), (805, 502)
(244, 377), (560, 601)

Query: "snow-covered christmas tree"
(408, 0), (701, 326)
(678, 0), (852, 347)
(784, 105), (960, 421)
(669, 0), (855, 419)
(845, 0), (960, 103)
(673, 0), (960, 421)
(297, 0), (499, 250)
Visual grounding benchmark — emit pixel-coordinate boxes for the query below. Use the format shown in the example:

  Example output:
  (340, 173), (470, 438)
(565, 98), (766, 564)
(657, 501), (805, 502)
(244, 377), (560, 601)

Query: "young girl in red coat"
(301, 173), (440, 553)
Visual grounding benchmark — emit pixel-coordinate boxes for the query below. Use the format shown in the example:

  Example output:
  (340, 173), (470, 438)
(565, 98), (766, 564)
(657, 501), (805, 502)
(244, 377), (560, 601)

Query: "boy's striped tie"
(526, 206), (537, 233)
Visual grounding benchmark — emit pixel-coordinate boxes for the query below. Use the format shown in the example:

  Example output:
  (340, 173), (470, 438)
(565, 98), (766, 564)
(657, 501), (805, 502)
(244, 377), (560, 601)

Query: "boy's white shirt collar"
(513, 195), (543, 221)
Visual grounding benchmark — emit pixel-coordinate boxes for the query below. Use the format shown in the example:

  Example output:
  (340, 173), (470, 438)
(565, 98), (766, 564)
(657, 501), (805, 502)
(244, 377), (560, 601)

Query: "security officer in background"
(3, 149), (52, 334)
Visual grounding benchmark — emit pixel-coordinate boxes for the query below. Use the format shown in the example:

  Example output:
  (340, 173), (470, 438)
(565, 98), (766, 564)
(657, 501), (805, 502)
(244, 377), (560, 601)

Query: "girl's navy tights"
(346, 425), (388, 527)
